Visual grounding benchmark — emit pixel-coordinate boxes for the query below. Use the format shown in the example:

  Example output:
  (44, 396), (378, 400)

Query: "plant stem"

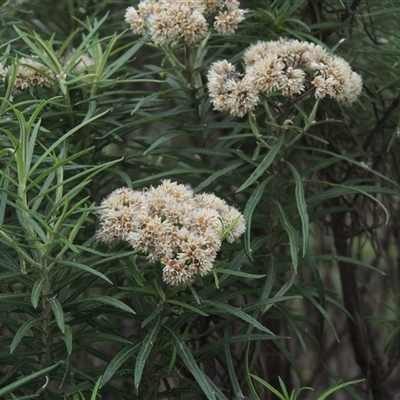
(40, 274), (53, 369)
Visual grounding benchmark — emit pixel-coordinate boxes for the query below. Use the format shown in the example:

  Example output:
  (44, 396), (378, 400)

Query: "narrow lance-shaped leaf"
(285, 161), (309, 256)
(195, 159), (245, 192)
(307, 182), (392, 224)
(204, 300), (274, 335)
(276, 202), (299, 271)
(317, 379), (365, 400)
(64, 324), (73, 355)
(28, 109), (111, 178)
(243, 177), (273, 260)
(134, 315), (161, 391)
(48, 297), (65, 333)
(224, 343), (245, 400)
(10, 319), (39, 353)
(90, 375), (103, 400)
(296, 285), (339, 342)
(49, 259), (112, 284)
(298, 146), (397, 186)
(304, 248), (326, 333)
(100, 344), (140, 388)
(31, 278), (45, 309)
(0, 361), (62, 397)
(73, 295), (135, 314)
(167, 299), (209, 316)
(144, 131), (189, 155)
(237, 133), (285, 193)
(245, 342), (261, 400)
(249, 374), (286, 400)
(261, 256), (276, 301)
(164, 326), (217, 400)
(214, 268), (265, 280)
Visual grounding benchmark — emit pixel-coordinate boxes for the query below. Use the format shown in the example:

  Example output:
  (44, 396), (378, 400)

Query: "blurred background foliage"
(0, 0), (399, 399)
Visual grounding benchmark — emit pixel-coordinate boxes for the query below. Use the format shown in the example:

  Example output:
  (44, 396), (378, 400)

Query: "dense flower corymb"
(0, 57), (54, 90)
(0, 52), (95, 94)
(207, 38), (363, 117)
(124, 0), (246, 46)
(97, 180), (245, 286)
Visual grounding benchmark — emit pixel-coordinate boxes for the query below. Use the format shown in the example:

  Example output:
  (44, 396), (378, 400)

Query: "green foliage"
(0, 1), (400, 399)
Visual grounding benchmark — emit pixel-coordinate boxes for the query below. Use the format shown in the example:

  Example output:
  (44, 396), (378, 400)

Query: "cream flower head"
(124, 0), (247, 46)
(0, 57), (54, 91)
(207, 38), (363, 117)
(97, 180), (245, 286)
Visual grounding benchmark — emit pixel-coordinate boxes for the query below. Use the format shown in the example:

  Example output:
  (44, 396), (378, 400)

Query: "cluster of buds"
(0, 53), (94, 92)
(207, 38), (363, 117)
(97, 180), (245, 286)
(124, 0), (246, 46)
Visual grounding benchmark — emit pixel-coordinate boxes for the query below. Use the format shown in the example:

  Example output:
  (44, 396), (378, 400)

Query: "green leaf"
(100, 344), (140, 388)
(316, 254), (385, 274)
(166, 299), (209, 316)
(64, 324), (73, 355)
(307, 182), (392, 224)
(141, 310), (160, 329)
(237, 134), (285, 192)
(0, 293), (27, 301)
(134, 315), (161, 390)
(261, 256), (276, 302)
(26, 147), (93, 192)
(48, 297), (65, 333)
(250, 374), (286, 400)
(10, 319), (39, 353)
(224, 343), (244, 400)
(105, 39), (144, 78)
(204, 300), (274, 335)
(273, 340), (303, 379)
(243, 177), (273, 260)
(385, 325), (400, 354)
(0, 361), (62, 397)
(214, 268), (265, 280)
(244, 342), (260, 400)
(195, 159), (245, 192)
(277, 202), (299, 271)
(321, 363), (364, 400)
(317, 379), (365, 400)
(204, 375), (229, 400)
(31, 278), (45, 309)
(50, 259), (112, 284)
(130, 167), (212, 189)
(298, 146), (397, 186)
(72, 295), (135, 314)
(295, 286), (339, 342)
(143, 131), (188, 155)
(285, 161), (309, 256)
(164, 326), (217, 400)
(90, 375), (103, 400)
(304, 248), (326, 333)
(28, 109), (111, 178)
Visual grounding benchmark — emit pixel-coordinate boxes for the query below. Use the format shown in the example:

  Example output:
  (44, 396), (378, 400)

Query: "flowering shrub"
(0, 1), (399, 400)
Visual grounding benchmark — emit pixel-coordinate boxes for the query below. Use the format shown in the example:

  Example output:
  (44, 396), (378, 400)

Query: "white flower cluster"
(0, 58), (54, 91)
(61, 53), (95, 75)
(97, 180), (245, 286)
(0, 53), (94, 91)
(57, 53), (95, 82)
(124, 0), (246, 46)
(207, 38), (363, 117)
